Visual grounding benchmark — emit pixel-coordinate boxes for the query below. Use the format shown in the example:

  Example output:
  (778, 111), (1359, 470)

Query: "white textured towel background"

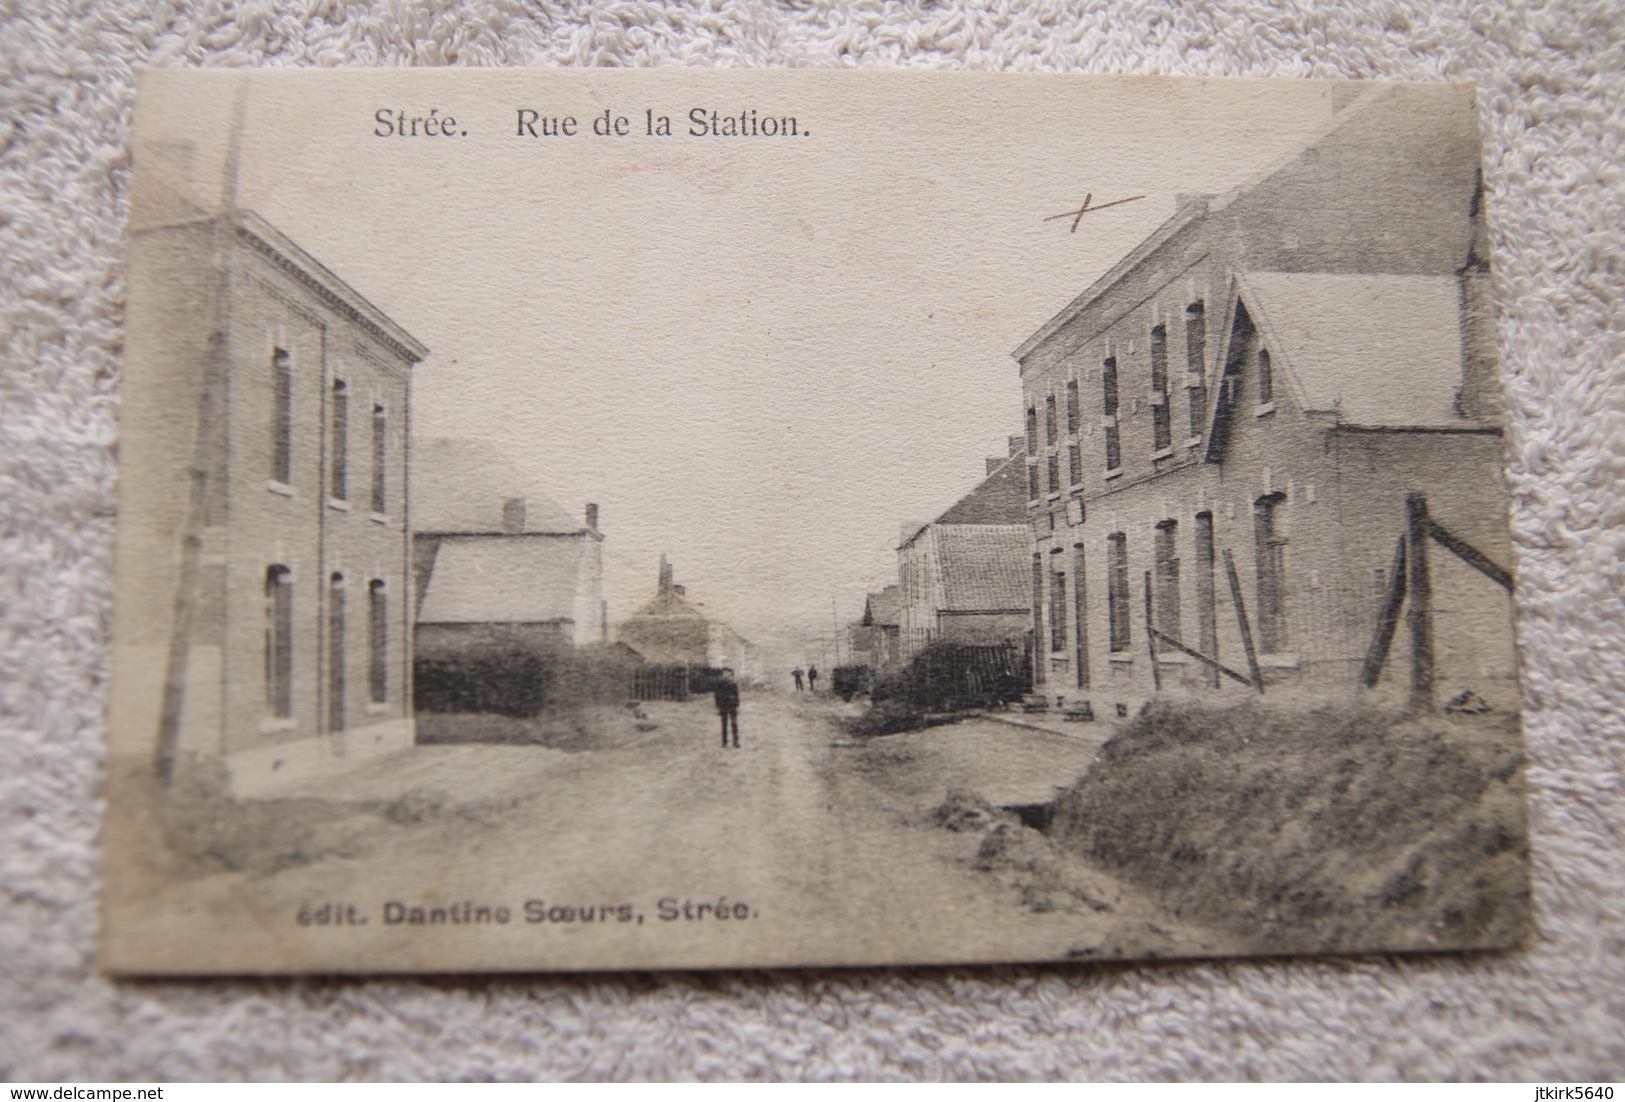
(2, 0), (1622, 1082)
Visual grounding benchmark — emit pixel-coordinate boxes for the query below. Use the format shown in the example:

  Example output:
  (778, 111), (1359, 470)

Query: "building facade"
(1014, 84), (1516, 717)
(121, 212), (426, 793)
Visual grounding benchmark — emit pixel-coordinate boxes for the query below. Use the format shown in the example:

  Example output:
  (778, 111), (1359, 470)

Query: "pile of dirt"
(148, 758), (497, 878)
(1050, 699), (1532, 954)
(931, 789), (1118, 915)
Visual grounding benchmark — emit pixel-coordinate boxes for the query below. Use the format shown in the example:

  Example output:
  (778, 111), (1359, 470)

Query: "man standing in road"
(715, 667), (741, 749)
(807, 665), (819, 693)
(792, 667), (804, 692)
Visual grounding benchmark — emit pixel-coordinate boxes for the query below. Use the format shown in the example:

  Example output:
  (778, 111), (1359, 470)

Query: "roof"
(901, 456), (1028, 550)
(934, 455), (1027, 526)
(234, 213), (429, 364)
(629, 588), (708, 620)
(412, 437), (584, 535)
(934, 525), (1033, 612)
(1240, 273), (1468, 427)
(1014, 82), (1481, 365)
(863, 586), (902, 628)
(417, 535), (590, 624)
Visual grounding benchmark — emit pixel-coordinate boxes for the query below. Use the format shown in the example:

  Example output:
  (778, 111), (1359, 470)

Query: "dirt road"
(115, 692), (1213, 973)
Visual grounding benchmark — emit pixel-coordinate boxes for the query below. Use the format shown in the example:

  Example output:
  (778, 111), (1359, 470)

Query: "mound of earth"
(1050, 699), (1532, 955)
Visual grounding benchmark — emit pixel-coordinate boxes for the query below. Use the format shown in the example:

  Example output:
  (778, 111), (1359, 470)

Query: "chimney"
(658, 554), (674, 594)
(1007, 434), (1024, 457)
(502, 497), (526, 533)
(585, 502), (599, 530)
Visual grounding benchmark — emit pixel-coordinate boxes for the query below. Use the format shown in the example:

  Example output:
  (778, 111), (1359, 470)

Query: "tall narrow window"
(370, 403), (386, 514)
(1102, 357), (1122, 472)
(1027, 463), (1040, 501)
(330, 380), (349, 502)
(1107, 532), (1130, 652)
(1046, 453), (1060, 495)
(1150, 324), (1171, 451)
(1068, 443), (1082, 486)
(1150, 324), (1168, 392)
(1071, 543), (1089, 689)
(1065, 379), (1080, 435)
(1194, 511), (1218, 687)
(1186, 302), (1207, 438)
(1254, 495), (1289, 653)
(1050, 570), (1068, 652)
(328, 573), (346, 732)
(369, 579), (388, 705)
(1044, 393), (1058, 446)
(1154, 520), (1181, 639)
(264, 566), (293, 718)
(1025, 406), (1039, 455)
(1258, 349), (1274, 405)
(1031, 553), (1046, 685)
(271, 349), (292, 484)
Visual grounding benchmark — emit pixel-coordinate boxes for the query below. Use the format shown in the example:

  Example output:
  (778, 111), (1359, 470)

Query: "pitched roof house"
(849, 584), (903, 670)
(412, 437), (606, 652)
(617, 556), (755, 674)
(897, 438), (1034, 660)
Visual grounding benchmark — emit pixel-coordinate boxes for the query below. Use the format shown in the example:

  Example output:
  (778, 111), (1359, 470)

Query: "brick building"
(120, 212), (426, 793)
(1013, 83), (1516, 717)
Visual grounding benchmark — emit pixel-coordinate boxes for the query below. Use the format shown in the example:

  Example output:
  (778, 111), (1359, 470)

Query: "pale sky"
(136, 69), (1338, 658)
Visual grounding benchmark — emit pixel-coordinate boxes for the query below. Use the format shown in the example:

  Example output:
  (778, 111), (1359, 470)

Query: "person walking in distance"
(807, 665), (819, 693)
(792, 666), (805, 692)
(715, 667), (741, 748)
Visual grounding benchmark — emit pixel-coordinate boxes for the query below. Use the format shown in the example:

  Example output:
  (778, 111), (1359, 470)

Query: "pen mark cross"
(1044, 192), (1147, 233)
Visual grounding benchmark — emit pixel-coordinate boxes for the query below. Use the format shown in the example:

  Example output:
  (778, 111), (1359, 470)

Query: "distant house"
(897, 438), (1033, 661)
(848, 585), (903, 670)
(618, 556), (755, 675)
(412, 437), (606, 656)
(1013, 83), (1515, 715)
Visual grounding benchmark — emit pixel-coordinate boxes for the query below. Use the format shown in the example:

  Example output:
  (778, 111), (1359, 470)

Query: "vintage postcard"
(103, 69), (1532, 975)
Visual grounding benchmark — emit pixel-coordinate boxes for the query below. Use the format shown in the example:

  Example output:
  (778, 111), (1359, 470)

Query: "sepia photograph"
(102, 68), (1531, 975)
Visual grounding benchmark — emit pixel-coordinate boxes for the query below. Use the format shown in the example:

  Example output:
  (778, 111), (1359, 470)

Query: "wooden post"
(1427, 518), (1514, 592)
(1406, 493), (1435, 711)
(1359, 535), (1409, 688)
(1149, 626), (1256, 688)
(1142, 570), (1162, 691)
(1221, 548), (1264, 694)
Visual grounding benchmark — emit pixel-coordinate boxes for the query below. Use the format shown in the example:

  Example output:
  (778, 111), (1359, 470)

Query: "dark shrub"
(868, 641), (1029, 714)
